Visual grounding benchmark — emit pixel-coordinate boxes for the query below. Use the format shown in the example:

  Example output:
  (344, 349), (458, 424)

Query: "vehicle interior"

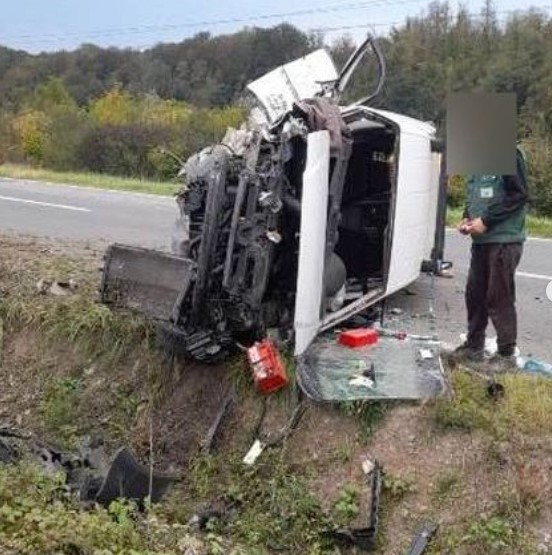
(334, 117), (397, 303)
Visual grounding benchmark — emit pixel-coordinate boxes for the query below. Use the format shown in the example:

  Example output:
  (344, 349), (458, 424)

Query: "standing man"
(451, 145), (529, 371)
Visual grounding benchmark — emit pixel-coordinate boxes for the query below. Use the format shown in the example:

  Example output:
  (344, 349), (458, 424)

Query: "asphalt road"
(0, 177), (177, 250)
(390, 230), (552, 362)
(1, 177), (551, 360)
(441, 230), (552, 360)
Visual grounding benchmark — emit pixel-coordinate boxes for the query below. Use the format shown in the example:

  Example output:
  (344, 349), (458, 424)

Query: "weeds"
(433, 370), (493, 431)
(429, 513), (537, 555)
(433, 471), (462, 503)
(0, 240), (153, 358)
(463, 516), (517, 552)
(339, 400), (390, 439)
(332, 485), (360, 525)
(41, 377), (82, 445)
(189, 454), (217, 498)
(0, 462), (214, 555)
(175, 451), (337, 554)
(382, 472), (416, 501)
(432, 370), (552, 438)
(335, 442), (353, 464)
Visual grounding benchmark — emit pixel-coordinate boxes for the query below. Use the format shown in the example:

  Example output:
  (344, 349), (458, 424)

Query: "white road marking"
(526, 236), (552, 243)
(517, 271), (552, 281)
(446, 227), (552, 243)
(0, 176), (175, 201)
(0, 195), (91, 212)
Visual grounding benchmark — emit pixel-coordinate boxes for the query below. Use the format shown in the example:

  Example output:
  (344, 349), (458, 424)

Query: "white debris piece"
(361, 457), (375, 475)
(419, 348), (434, 360)
(243, 439), (264, 466)
(49, 281), (74, 297)
(349, 376), (375, 389)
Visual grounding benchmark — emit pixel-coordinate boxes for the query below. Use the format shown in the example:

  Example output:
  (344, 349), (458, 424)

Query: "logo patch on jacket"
(480, 186), (494, 199)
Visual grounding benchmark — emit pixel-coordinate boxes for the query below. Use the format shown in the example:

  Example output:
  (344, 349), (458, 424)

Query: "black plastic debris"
(202, 386), (235, 454)
(0, 430), (176, 508)
(95, 447), (177, 507)
(0, 438), (19, 463)
(323, 460), (383, 551)
(405, 522), (439, 555)
(487, 381), (505, 401)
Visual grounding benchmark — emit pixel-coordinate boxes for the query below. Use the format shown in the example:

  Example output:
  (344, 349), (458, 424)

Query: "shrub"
(77, 123), (171, 179)
(12, 109), (50, 165)
(447, 174), (466, 208)
(521, 136), (552, 217)
(41, 105), (91, 172)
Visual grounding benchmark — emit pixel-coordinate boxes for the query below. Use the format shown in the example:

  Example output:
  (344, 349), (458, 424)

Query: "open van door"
(293, 39), (446, 402)
(294, 110), (446, 401)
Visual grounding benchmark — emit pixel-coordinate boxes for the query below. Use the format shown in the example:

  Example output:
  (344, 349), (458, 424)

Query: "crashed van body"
(101, 37), (447, 371)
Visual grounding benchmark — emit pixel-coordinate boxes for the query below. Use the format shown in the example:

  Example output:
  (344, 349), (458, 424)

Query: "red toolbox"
(338, 327), (379, 348)
(247, 339), (288, 394)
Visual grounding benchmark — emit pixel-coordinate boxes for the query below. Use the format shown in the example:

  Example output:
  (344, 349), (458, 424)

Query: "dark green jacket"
(464, 147), (529, 244)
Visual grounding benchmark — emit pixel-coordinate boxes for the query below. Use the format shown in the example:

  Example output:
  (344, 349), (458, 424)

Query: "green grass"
(168, 450), (335, 554)
(447, 206), (552, 239)
(0, 462), (224, 555)
(433, 470), (462, 503)
(0, 242), (154, 356)
(432, 369), (552, 438)
(426, 513), (536, 555)
(0, 163), (179, 196)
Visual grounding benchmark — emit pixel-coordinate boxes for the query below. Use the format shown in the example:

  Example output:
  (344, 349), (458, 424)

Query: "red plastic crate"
(338, 327), (379, 348)
(247, 339), (288, 394)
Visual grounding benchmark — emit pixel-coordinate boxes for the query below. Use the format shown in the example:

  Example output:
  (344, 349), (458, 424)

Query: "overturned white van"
(101, 37), (448, 399)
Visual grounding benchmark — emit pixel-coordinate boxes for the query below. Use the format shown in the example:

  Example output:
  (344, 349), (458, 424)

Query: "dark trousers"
(466, 242), (523, 356)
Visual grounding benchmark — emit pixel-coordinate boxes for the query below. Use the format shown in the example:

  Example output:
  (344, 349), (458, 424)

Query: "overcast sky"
(0, 0), (548, 54)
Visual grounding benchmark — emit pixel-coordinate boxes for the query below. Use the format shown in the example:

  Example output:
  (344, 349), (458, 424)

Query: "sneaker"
(446, 342), (484, 365)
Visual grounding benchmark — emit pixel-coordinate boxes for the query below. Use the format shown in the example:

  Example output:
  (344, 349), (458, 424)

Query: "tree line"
(0, 79), (244, 180)
(0, 4), (551, 214)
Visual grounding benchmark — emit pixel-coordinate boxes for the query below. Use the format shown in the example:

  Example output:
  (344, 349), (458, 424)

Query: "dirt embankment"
(1, 235), (552, 555)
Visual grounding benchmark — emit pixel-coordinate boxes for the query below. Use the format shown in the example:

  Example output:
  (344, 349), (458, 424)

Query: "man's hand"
(467, 217), (487, 236)
(458, 218), (471, 235)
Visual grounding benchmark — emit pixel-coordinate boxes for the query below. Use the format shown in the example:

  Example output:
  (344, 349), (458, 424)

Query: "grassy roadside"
(447, 206), (552, 239)
(2, 236), (552, 554)
(0, 163), (179, 196)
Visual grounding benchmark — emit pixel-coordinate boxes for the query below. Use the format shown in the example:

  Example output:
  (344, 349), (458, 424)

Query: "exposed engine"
(163, 104), (352, 361)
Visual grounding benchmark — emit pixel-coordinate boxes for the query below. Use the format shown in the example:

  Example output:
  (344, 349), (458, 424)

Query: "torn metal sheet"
(405, 522), (439, 555)
(247, 49), (338, 123)
(297, 334), (444, 401)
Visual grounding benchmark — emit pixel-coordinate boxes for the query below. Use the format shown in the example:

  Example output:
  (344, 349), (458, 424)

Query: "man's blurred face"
(446, 92), (517, 175)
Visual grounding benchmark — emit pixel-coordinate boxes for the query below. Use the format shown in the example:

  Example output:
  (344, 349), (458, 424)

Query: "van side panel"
(386, 131), (436, 293)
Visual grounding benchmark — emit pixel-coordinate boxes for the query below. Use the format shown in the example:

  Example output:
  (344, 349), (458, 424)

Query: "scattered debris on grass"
(2, 235), (552, 554)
